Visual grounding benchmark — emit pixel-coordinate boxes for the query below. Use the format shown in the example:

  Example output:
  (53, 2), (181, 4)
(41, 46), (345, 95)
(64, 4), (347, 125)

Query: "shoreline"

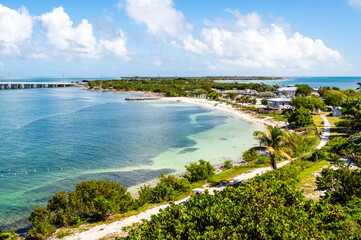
(86, 88), (286, 128)
(54, 160), (291, 240)
(159, 97), (286, 128)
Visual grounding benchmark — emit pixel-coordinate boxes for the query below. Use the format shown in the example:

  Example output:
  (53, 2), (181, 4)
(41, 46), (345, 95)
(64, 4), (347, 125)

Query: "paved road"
(317, 115), (331, 149)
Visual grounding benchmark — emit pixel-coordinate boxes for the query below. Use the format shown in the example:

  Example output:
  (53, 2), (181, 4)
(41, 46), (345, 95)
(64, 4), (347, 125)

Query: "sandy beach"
(160, 97), (286, 128)
(87, 88), (287, 127)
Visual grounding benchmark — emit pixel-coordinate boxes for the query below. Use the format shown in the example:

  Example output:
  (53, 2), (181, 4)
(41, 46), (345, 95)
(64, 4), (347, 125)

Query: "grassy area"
(297, 160), (330, 201)
(327, 115), (348, 138)
(208, 162), (269, 186)
(312, 114), (324, 132)
(313, 114), (348, 138)
(259, 112), (288, 121)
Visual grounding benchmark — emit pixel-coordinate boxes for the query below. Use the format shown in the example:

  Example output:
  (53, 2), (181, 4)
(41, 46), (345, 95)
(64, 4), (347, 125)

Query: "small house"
(267, 98), (292, 109)
(277, 85), (298, 97)
(332, 107), (342, 117)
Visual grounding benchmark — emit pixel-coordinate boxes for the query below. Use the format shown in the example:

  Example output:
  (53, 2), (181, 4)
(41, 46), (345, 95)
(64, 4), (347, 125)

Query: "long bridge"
(0, 82), (77, 90)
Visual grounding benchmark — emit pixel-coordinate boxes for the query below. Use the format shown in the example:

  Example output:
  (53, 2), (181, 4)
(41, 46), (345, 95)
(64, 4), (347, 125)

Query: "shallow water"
(0, 87), (262, 230)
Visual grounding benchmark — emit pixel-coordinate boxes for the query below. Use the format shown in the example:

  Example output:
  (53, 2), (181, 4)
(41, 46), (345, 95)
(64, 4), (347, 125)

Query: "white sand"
(159, 97), (286, 128)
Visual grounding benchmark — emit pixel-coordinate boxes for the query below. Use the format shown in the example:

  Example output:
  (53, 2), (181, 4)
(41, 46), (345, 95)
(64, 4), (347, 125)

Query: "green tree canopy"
(288, 107), (314, 128)
(296, 84), (313, 96)
(184, 159), (215, 182)
(290, 96), (327, 112)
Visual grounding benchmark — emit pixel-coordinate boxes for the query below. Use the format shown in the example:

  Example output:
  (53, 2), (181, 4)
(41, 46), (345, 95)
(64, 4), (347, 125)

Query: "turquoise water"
(219, 76), (361, 89)
(0, 87), (261, 231)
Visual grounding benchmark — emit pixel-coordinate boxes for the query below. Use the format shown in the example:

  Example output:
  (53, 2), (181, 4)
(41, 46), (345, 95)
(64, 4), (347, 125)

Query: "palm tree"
(357, 82), (361, 90)
(250, 126), (296, 169)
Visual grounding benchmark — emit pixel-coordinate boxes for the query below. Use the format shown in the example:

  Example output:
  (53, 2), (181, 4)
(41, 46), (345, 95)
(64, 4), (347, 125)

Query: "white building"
(267, 98), (292, 109)
(332, 107), (342, 117)
(277, 85), (298, 97)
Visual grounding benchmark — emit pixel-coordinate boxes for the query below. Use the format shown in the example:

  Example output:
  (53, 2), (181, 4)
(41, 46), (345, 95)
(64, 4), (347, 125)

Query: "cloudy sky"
(0, 0), (361, 77)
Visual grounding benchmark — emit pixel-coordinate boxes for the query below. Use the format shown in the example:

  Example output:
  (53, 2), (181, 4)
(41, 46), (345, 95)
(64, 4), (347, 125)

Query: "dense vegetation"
(0, 230), (17, 240)
(28, 180), (134, 239)
(27, 162), (215, 239)
(295, 84), (313, 96)
(250, 126), (296, 169)
(290, 96), (327, 112)
(288, 107), (314, 128)
(136, 174), (191, 206)
(184, 159), (215, 182)
(323, 134), (361, 165)
(87, 78), (278, 98)
(121, 159), (361, 239)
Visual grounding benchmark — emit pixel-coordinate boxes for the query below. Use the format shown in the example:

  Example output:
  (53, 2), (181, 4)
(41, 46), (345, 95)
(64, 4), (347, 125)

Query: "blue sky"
(0, 0), (361, 77)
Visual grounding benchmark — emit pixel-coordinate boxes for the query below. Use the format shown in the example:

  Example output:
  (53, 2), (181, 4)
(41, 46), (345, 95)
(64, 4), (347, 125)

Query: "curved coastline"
(86, 88), (286, 128)
(159, 97), (286, 128)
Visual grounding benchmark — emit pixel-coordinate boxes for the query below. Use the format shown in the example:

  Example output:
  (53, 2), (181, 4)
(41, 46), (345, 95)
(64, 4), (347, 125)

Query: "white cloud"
(26, 53), (50, 60)
(38, 7), (131, 61)
(124, 0), (192, 38)
(0, 4), (33, 56)
(0, 62), (3, 68)
(348, 0), (361, 9)
(182, 12), (346, 70)
(38, 7), (99, 59)
(100, 30), (129, 60)
(153, 59), (162, 66)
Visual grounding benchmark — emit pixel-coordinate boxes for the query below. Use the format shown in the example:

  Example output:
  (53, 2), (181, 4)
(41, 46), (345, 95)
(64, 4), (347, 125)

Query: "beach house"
(277, 85), (298, 97)
(267, 98), (292, 109)
(332, 106), (342, 117)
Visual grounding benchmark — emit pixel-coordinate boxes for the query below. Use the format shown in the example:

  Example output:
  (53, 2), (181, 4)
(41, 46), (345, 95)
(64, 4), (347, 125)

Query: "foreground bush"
(28, 180), (133, 239)
(137, 174), (191, 205)
(222, 160), (233, 170)
(122, 178), (359, 239)
(288, 107), (314, 128)
(184, 159), (215, 182)
(317, 165), (361, 204)
(0, 230), (17, 240)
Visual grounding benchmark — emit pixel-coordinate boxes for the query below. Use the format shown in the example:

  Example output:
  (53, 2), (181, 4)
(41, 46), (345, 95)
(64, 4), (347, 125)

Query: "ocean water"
(0, 87), (262, 230)
(218, 76), (361, 89)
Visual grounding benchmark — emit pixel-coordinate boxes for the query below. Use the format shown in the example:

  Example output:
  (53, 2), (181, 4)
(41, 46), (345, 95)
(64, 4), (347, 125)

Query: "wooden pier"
(0, 82), (76, 90)
(125, 97), (161, 101)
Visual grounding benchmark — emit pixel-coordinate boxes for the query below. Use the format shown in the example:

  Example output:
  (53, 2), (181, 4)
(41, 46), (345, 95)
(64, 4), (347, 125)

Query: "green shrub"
(295, 84), (313, 96)
(255, 155), (270, 165)
(242, 149), (260, 162)
(137, 174), (191, 204)
(261, 99), (268, 105)
(136, 184), (153, 206)
(245, 106), (258, 112)
(28, 180), (133, 239)
(310, 149), (328, 162)
(150, 184), (176, 203)
(0, 230), (18, 240)
(335, 119), (351, 128)
(184, 159), (215, 182)
(122, 179), (359, 239)
(288, 107), (314, 128)
(316, 166), (361, 205)
(222, 160), (233, 170)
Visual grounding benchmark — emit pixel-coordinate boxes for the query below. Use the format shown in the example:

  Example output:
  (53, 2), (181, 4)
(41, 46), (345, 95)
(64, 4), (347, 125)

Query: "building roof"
(278, 87), (298, 92)
(268, 98), (292, 102)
